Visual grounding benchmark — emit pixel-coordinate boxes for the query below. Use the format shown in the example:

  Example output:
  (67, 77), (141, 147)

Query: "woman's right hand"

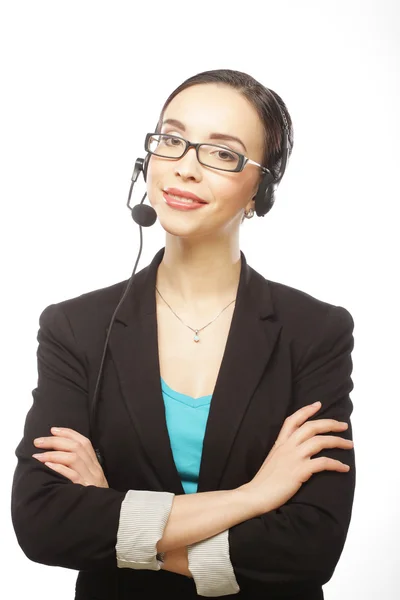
(241, 401), (354, 515)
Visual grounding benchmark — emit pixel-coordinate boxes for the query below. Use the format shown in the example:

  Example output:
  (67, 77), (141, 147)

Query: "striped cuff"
(188, 529), (240, 596)
(116, 490), (174, 570)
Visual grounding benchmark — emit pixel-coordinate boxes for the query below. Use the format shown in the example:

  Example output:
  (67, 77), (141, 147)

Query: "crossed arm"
(12, 301), (356, 595)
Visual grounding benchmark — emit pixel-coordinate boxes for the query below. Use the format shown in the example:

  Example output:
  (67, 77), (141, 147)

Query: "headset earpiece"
(254, 170), (275, 217)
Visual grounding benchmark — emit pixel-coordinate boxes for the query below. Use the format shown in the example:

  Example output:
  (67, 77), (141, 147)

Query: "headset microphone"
(129, 158), (157, 226)
(131, 204), (157, 227)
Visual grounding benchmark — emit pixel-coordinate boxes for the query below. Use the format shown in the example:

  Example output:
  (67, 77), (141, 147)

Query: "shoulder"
(250, 267), (354, 347)
(269, 276), (353, 325)
(38, 278), (130, 347)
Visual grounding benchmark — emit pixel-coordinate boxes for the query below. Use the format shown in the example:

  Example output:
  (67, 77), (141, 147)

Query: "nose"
(174, 147), (202, 181)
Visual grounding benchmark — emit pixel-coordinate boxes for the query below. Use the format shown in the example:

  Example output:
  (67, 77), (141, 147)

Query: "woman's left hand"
(32, 427), (109, 488)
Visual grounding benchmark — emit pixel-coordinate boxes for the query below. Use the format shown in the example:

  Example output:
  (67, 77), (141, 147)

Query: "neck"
(156, 233), (242, 311)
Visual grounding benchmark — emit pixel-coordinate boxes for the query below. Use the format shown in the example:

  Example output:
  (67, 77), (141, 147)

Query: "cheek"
(214, 171), (257, 210)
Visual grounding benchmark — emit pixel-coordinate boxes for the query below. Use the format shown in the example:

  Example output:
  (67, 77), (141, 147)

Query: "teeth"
(166, 193), (203, 204)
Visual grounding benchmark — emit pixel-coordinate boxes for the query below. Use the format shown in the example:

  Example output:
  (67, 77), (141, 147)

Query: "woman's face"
(146, 83), (265, 239)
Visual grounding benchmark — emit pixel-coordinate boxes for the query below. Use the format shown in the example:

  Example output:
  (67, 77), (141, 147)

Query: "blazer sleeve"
(227, 305), (356, 592)
(11, 303), (173, 571)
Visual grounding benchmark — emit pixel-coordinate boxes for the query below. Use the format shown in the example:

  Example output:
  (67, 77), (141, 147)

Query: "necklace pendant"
(193, 330), (200, 343)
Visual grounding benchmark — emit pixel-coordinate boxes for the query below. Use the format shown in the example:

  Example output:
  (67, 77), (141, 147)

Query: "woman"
(11, 69), (355, 599)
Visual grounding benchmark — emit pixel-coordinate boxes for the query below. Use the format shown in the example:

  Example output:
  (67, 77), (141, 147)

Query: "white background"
(1, 0), (399, 598)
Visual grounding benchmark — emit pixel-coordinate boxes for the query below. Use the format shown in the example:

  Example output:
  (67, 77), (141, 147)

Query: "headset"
(91, 89), (290, 467)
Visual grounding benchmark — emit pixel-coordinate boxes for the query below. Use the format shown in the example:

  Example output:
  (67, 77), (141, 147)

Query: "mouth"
(163, 187), (208, 204)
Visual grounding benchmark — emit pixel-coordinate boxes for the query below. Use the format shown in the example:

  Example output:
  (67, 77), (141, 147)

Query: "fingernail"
(312, 401), (321, 406)
(51, 427), (61, 432)
(34, 438), (44, 445)
(32, 454), (43, 459)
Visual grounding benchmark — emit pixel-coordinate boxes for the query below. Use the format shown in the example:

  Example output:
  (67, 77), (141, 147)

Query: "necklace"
(155, 286), (236, 342)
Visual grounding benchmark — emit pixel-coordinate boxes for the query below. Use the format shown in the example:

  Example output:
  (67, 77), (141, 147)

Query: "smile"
(166, 193), (205, 204)
(162, 191), (207, 210)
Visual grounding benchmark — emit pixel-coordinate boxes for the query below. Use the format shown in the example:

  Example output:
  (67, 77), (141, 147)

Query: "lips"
(163, 187), (207, 204)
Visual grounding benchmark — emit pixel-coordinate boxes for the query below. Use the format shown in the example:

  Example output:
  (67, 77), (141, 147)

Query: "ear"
(251, 171), (264, 199)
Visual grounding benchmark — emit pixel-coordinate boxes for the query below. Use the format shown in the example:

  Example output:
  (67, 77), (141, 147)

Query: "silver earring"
(244, 208), (255, 219)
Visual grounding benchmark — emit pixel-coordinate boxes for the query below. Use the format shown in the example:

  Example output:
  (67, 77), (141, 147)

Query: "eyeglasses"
(144, 133), (270, 174)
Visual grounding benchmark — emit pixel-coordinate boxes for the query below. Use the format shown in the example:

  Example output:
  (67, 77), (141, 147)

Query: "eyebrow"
(161, 118), (248, 153)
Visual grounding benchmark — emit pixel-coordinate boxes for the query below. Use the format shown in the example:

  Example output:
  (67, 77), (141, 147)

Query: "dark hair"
(156, 69), (294, 181)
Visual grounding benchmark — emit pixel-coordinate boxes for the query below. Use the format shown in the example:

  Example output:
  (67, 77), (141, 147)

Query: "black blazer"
(11, 247), (356, 600)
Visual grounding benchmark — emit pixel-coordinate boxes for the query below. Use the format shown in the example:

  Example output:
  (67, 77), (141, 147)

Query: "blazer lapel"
(108, 248), (184, 495)
(197, 257), (282, 492)
(108, 247), (282, 496)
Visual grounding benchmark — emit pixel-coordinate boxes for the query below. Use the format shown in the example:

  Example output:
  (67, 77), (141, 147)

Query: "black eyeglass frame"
(144, 133), (271, 175)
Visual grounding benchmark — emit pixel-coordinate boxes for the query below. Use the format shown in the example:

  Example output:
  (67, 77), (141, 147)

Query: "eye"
(213, 148), (237, 161)
(162, 135), (184, 147)
(167, 137), (183, 146)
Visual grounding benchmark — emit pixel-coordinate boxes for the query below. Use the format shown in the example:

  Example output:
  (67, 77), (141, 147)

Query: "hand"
(32, 427), (109, 488)
(242, 402), (353, 515)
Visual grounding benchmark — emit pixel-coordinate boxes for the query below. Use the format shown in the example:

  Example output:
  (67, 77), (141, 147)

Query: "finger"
(275, 402), (322, 445)
(32, 450), (90, 471)
(293, 419), (349, 445)
(308, 456), (351, 475)
(49, 428), (97, 460)
(301, 435), (354, 457)
(33, 451), (95, 482)
(44, 462), (89, 485)
(33, 450), (77, 465)
(33, 436), (80, 452)
(34, 431), (98, 467)
(33, 452), (93, 483)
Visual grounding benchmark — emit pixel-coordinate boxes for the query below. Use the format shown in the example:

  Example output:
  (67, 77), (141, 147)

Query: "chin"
(158, 217), (203, 239)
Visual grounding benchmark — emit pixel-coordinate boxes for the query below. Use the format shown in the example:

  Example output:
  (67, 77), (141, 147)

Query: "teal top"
(161, 377), (212, 494)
